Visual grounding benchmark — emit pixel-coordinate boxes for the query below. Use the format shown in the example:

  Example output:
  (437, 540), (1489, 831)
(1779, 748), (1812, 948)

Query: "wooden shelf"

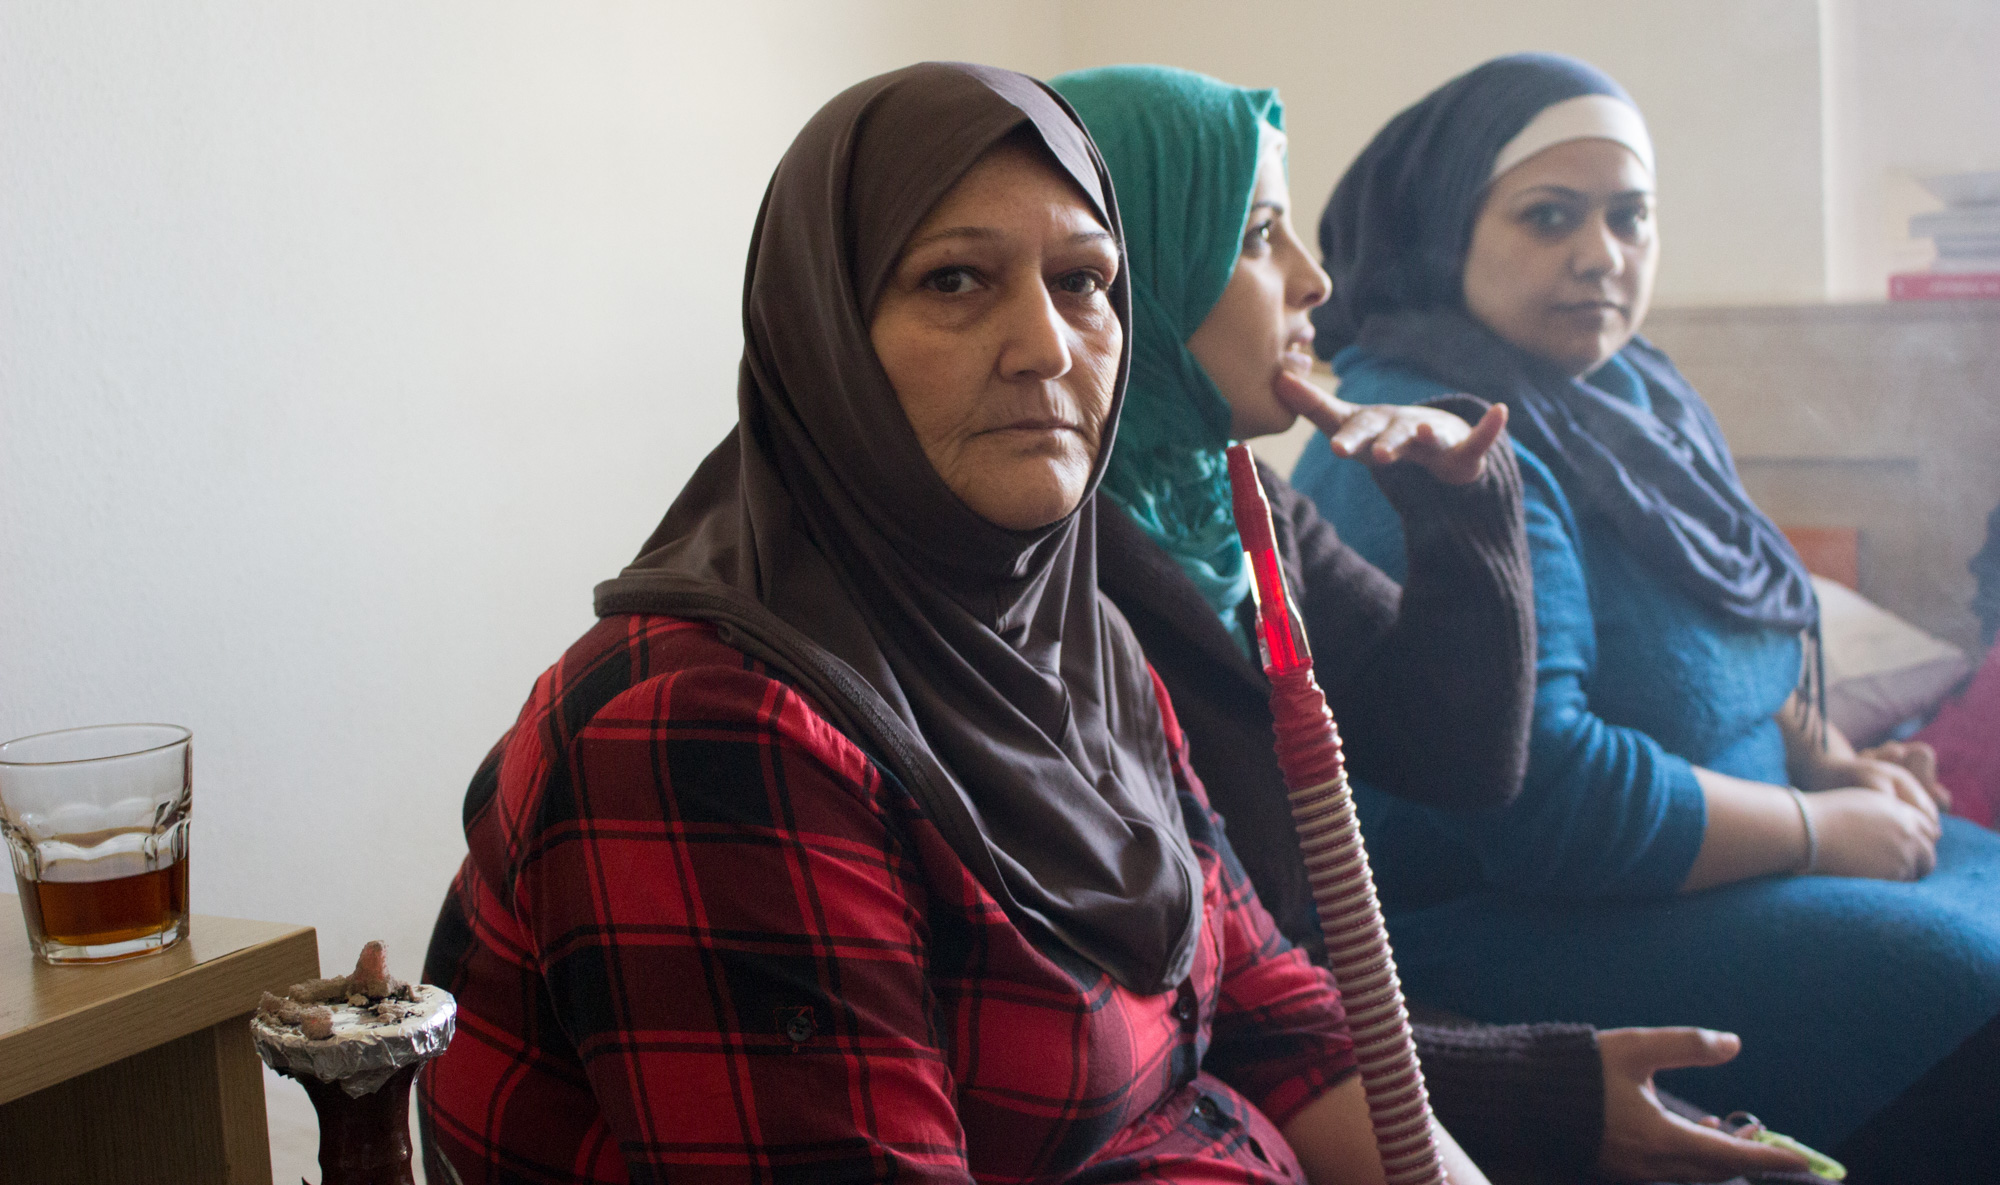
(1643, 302), (2000, 653)
(1648, 299), (2000, 327)
(0, 911), (319, 1185)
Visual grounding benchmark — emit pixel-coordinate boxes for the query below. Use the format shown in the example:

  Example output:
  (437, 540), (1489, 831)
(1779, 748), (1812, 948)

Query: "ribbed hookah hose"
(1226, 445), (1446, 1185)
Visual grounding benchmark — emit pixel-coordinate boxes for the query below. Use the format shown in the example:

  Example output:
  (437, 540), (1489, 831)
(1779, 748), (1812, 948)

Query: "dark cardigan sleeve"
(1272, 394), (1536, 811)
(1412, 1021), (1604, 1177)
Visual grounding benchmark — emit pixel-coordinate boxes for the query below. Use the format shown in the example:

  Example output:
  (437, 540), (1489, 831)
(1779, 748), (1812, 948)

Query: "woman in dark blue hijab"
(1290, 52), (2000, 1177)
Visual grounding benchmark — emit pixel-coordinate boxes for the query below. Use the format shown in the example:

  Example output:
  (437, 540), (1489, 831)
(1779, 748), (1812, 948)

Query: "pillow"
(1914, 641), (2000, 828)
(1815, 575), (1972, 746)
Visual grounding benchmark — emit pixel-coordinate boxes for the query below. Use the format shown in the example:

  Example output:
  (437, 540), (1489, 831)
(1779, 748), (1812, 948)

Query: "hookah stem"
(296, 1066), (420, 1185)
(1225, 445), (1446, 1185)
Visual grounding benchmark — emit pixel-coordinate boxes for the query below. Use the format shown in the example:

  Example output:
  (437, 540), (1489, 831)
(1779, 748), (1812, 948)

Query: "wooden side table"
(0, 912), (319, 1185)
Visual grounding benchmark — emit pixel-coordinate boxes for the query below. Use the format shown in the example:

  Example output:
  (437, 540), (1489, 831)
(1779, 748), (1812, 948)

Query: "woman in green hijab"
(1052, 64), (1815, 1185)
(1058, 65), (1506, 654)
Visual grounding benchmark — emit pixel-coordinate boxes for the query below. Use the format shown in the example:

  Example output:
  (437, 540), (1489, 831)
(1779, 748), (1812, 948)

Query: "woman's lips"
(1272, 339), (1323, 414)
(1281, 324), (1318, 374)
(989, 418), (1079, 435)
(1553, 300), (1626, 322)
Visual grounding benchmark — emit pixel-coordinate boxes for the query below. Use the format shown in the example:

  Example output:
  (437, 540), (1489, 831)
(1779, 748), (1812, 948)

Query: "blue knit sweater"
(1292, 346), (1801, 906)
(1288, 345), (2000, 1151)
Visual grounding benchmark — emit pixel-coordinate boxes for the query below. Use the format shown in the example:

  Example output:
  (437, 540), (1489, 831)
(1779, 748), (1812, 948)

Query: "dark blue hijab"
(1313, 53), (1817, 635)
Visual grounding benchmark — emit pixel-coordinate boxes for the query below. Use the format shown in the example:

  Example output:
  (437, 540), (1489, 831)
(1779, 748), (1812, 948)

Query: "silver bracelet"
(1789, 787), (1818, 875)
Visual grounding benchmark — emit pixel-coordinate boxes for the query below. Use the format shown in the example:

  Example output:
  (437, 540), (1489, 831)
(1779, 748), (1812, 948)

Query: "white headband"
(1490, 93), (1654, 181)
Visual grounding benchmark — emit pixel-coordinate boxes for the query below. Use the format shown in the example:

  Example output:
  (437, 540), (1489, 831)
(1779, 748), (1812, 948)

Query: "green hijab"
(1050, 65), (1282, 650)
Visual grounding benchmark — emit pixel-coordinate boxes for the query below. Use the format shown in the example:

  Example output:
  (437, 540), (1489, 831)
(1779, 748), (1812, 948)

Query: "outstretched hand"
(1274, 370), (1507, 486)
(1595, 1028), (1811, 1183)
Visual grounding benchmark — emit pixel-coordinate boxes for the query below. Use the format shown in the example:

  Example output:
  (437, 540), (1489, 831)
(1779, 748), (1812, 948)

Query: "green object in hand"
(1750, 1127), (1847, 1181)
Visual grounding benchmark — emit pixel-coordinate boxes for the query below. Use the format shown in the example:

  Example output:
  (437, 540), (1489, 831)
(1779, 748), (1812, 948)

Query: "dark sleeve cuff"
(1367, 394), (1524, 548)
(1368, 395), (1527, 631)
(1341, 394), (1536, 812)
(1415, 1021), (1604, 1177)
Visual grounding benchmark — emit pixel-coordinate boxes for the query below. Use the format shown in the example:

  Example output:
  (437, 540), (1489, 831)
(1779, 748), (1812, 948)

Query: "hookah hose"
(1225, 444), (1446, 1185)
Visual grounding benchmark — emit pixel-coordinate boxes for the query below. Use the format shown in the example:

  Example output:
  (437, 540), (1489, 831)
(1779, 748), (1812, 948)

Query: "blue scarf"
(1315, 53), (1816, 633)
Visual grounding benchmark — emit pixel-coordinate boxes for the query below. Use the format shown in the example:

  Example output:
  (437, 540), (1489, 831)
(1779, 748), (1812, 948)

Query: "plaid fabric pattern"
(421, 615), (1355, 1184)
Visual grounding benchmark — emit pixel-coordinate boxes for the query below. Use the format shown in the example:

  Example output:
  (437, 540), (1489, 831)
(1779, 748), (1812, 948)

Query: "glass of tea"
(0, 724), (192, 964)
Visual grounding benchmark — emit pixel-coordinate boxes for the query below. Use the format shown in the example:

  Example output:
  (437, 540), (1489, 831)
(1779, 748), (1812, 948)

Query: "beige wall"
(1059, 0), (2000, 304)
(1056, 0), (1832, 306)
(0, 4), (1062, 1178)
(0, 0), (1061, 985)
(1821, 0), (2000, 299)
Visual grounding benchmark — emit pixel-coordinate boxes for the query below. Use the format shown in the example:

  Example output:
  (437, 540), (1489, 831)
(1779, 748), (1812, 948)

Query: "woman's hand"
(1275, 374), (1507, 486)
(1797, 748), (1943, 823)
(1779, 693), (1950, 814)
(1595, 1028), (1809, 1182)
(1685, 767), (1936, 890)
(1858, 739), (1951, 811)
(1807, 788), (1939, 880)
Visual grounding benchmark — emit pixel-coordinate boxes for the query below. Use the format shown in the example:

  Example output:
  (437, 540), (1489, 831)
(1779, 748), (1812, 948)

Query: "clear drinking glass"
(0, 724), (192, 964)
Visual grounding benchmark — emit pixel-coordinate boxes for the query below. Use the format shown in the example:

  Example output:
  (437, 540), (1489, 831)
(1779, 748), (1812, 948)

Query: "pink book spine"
(1889, 272), (2000, 300)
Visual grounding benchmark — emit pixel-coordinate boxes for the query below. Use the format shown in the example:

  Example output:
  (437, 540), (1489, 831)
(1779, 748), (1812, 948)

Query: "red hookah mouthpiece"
(1226, 444), (1277, 557)
(1225, 444), (1308, 673)
(1225, 445), (1341, 792)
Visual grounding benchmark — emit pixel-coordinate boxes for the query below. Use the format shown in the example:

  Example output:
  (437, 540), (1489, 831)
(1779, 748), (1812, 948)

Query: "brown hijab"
(594, 62), (1201, 994)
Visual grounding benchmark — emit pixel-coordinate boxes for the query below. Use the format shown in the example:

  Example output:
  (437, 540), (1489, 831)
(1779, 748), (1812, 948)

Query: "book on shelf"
(1909, 207), (2000, 240)
(1900, 173), (2000, 298)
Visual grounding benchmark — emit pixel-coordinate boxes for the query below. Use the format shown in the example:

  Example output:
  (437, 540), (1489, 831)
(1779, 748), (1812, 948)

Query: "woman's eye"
(923, 266), (981, 295)
(1522, 203), (1579, 236)
(1055, 270), (1108, 296)
(1244, 221), (1276, 251)
(1609, 204), (1652, 239)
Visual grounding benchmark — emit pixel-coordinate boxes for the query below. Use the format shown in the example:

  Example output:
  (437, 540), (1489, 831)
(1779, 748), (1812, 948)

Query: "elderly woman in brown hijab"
(418, 63), (1483, 1184)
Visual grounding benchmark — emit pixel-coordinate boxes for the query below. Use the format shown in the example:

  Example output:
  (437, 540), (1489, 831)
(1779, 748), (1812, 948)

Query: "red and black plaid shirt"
(421, 614), (1355, 1183)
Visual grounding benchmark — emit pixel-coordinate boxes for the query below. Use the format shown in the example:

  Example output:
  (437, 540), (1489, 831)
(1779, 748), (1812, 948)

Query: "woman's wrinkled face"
(1461, 137), (1658, 377)
(871, 139), (1123, 532)
(1186, 130), (1330, 439)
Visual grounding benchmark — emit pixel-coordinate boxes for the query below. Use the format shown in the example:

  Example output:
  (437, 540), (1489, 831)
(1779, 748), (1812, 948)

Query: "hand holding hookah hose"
(1225, 444), (1447, 1185)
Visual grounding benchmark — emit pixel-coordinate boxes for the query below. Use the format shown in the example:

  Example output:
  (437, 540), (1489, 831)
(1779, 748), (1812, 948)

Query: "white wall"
(0, 3), (1057, 1177)
(1058, 0), (1832, 306)
(1820, 0), (2000, 299)
(1, 0), (1060, 963)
